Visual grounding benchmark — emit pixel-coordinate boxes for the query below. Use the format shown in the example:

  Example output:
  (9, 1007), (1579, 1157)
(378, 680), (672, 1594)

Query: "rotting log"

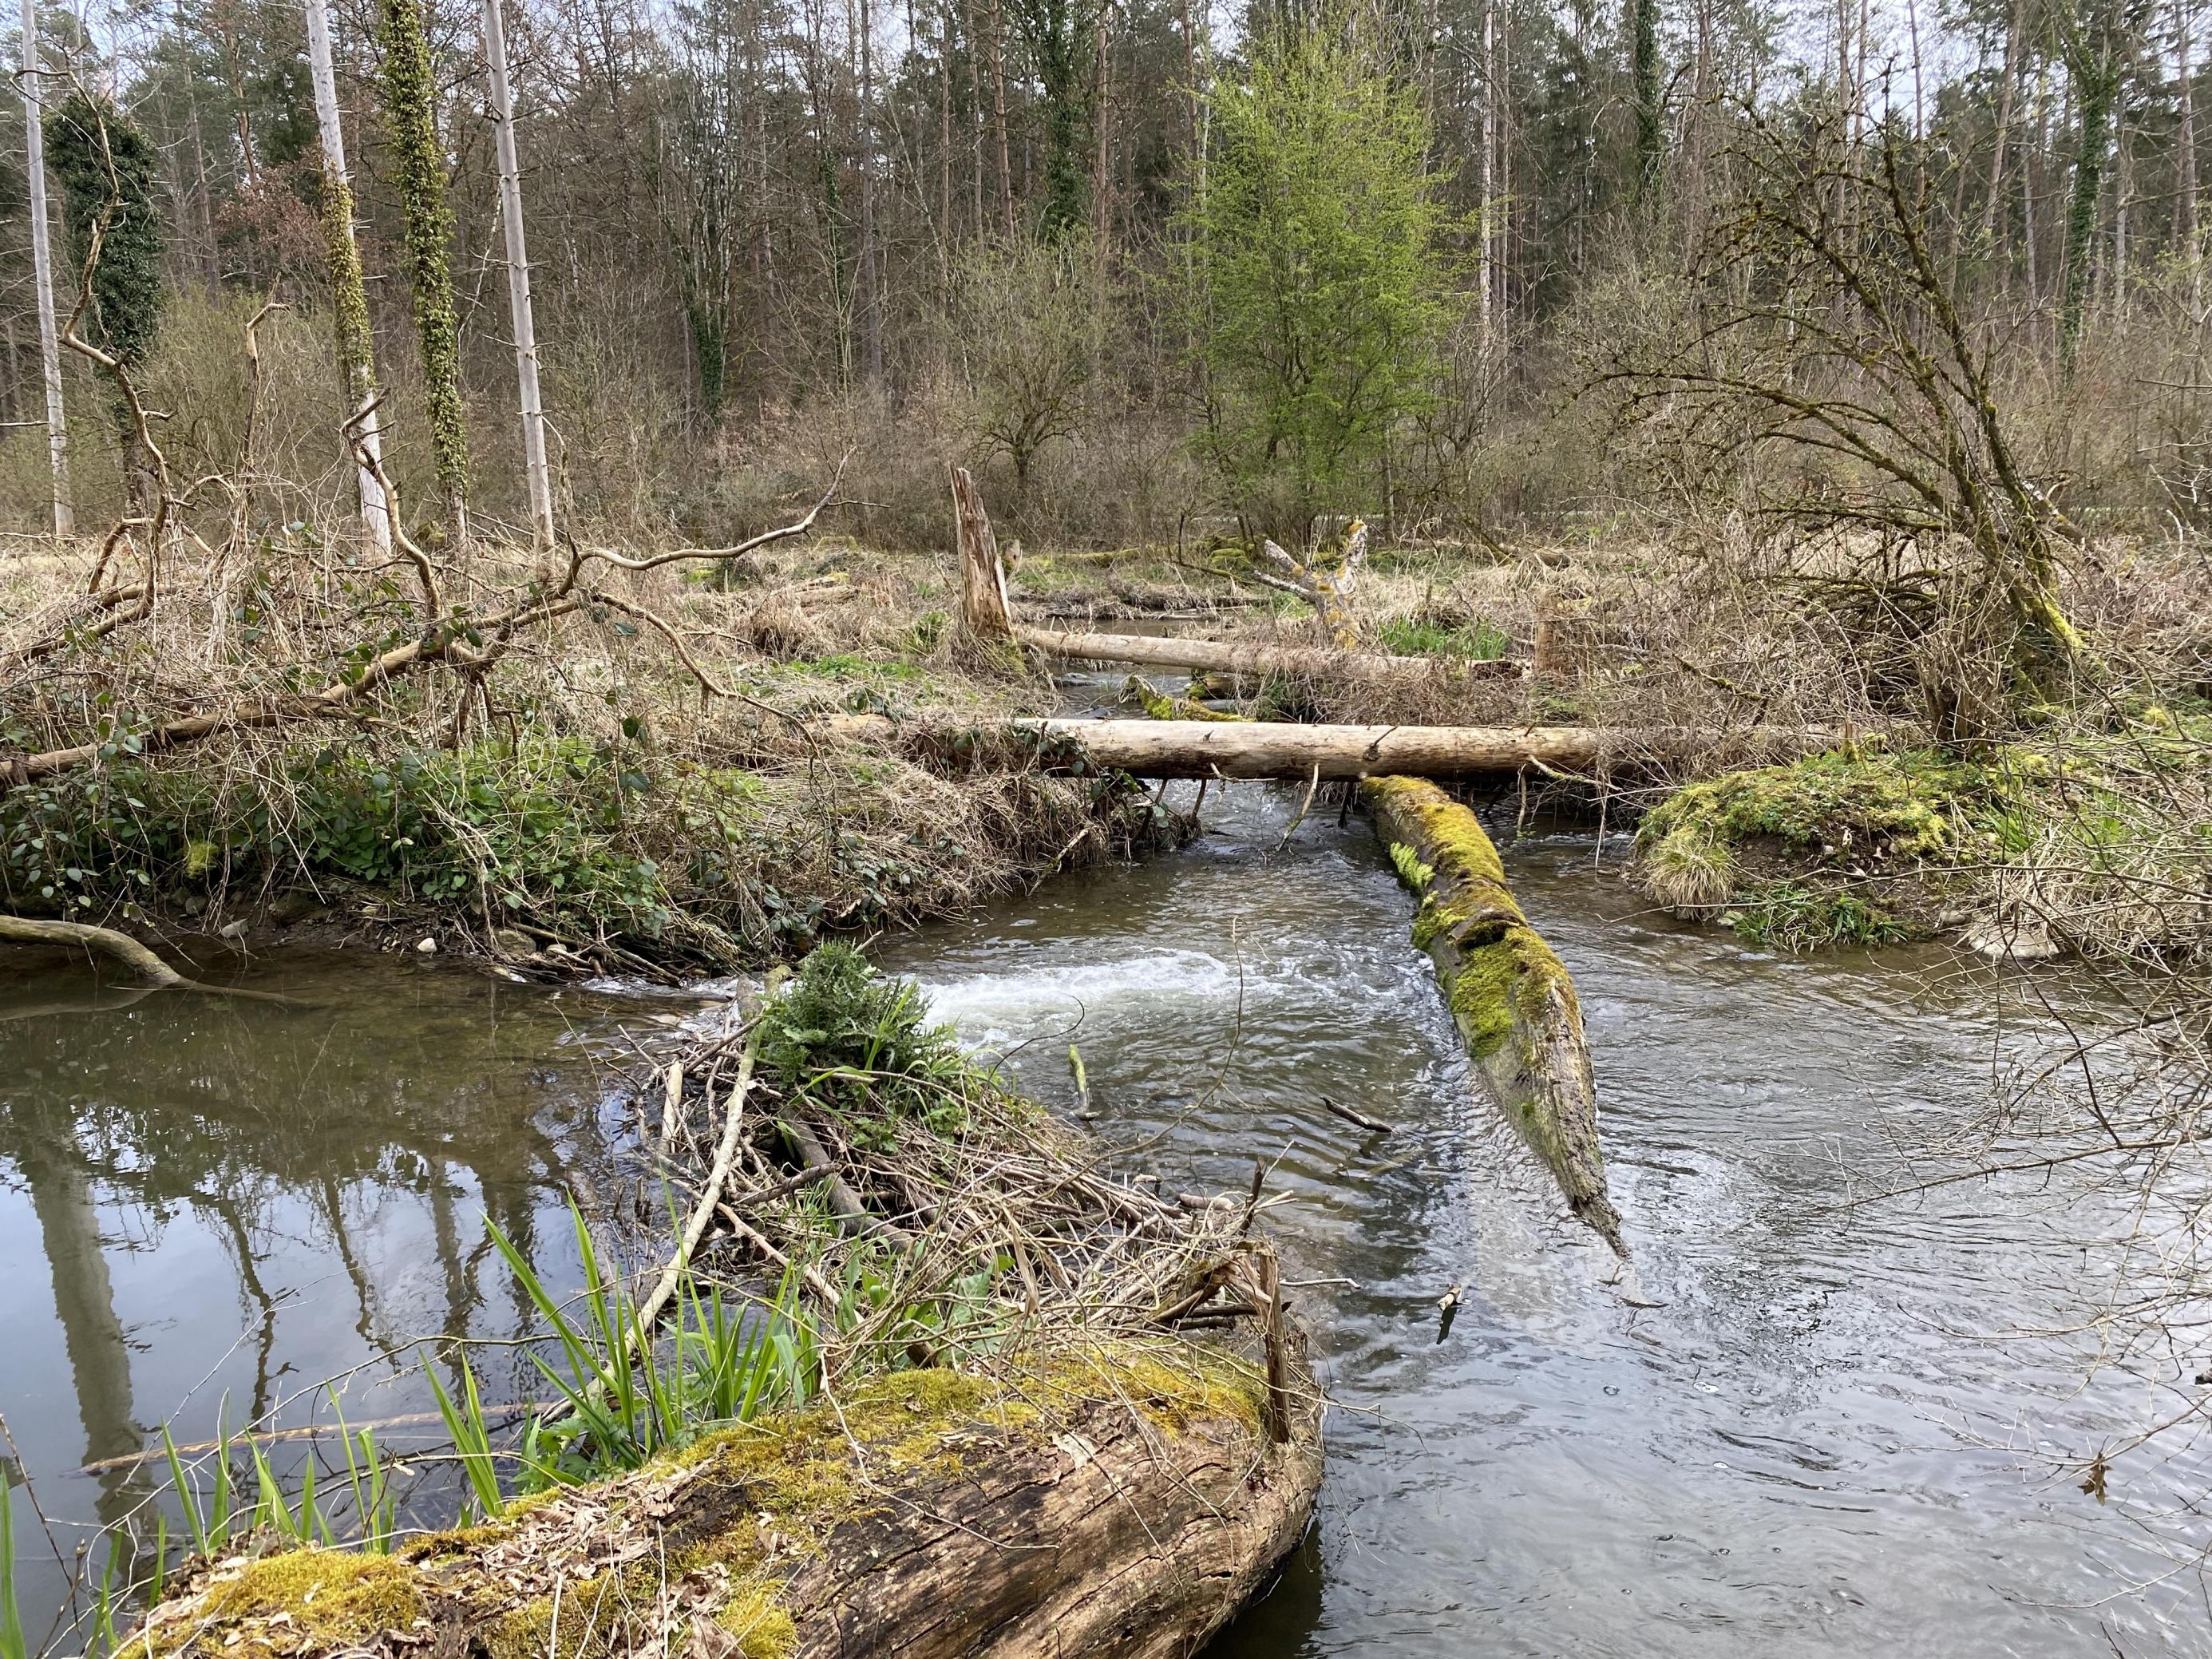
(819, 713), (1828, 780)
(1362, 776), (1625, 1253)
(132, 1343), (1322, 1659)
(1017, 624), (1525, 683)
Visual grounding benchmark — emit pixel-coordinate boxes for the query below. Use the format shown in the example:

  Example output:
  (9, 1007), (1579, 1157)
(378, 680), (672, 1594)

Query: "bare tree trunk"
(987, 0), (1016, 236)
(1981, 0), (2024, 251)
(950, 464), (1015, 641)
(303, 0), (392, 552)
(2177, 0), (2200, 251)
(482, 0), (556, 548)
(939, 0), (954, 275)
(1478, 0), (1495, 340)
(18, 0), (72, 540)
(857, 0), (883, 386)
(1090, 0), (1113, 265)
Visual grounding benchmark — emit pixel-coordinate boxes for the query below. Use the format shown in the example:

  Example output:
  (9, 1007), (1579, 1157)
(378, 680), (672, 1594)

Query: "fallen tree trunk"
(1017, 624), (1523, 683)
(134, 1341), (1321, 1659)
(821, 713), (1827, 780)
(1363, 777), (1625, 1253)
(0, 916), (302, 1004)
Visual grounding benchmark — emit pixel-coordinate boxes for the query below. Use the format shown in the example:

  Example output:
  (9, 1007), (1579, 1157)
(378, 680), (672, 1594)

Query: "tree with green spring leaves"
(43, 92), (166, 513)
(1181, 23), (1453, 546)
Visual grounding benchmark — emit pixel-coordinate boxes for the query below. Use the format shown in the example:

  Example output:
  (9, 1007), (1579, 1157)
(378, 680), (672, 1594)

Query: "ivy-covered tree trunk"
(304, 0), (394, 552)
(43, 93), (166, 522)
(377, 0), (472, 540)
(1632, 0), (1661, 195)
(1010, 0), (1094, 240)
(2060, 39), (2117, 367)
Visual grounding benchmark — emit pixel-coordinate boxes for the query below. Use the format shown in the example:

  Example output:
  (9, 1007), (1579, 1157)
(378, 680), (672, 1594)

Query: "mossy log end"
(1362, 777), (1625, 1254)
(132, 1344), (1321, 1659)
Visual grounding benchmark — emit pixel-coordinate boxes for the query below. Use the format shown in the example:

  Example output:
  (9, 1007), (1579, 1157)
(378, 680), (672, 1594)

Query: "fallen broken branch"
(1363, 776), (1625, 1253)
(0, 917), (303, 1004)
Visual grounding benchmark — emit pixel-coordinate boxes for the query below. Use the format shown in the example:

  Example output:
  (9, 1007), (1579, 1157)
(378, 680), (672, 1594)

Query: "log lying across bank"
(1363, 776), (1625, 1253)
(822, 713), (1828, 780)
(1016, 624), (1525, 683)
(137, 1348), (1320, 1659)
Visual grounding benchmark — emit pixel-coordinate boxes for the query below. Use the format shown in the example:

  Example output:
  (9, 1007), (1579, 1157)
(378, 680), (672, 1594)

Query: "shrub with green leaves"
(762, 944), (972, 1138)
(1181, 22), (1454, 543)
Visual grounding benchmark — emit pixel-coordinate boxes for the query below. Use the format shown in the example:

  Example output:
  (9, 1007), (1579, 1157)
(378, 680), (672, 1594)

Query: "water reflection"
(0, 948), (635, 1641)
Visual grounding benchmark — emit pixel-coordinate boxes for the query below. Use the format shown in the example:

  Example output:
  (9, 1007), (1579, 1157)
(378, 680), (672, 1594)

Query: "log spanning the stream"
(1016, 624), (1525, 683)
(1363, 776), (1625, 1253)
(821, 713), (1824, 780)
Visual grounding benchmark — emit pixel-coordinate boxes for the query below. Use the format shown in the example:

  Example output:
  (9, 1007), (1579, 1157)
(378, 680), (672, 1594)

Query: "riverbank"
(6, 526), (2206, 978)
(1630, 716), (2212, 962)
(110, 944), (1321, 1659)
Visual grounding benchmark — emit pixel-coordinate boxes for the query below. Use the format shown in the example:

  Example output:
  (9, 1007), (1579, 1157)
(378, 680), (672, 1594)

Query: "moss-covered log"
(1363, 776), (1624, 1253)
(131, 1343), (1320, 1659)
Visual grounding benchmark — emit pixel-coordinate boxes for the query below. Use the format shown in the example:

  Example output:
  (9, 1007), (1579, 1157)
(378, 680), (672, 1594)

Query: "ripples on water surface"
(882, 782), (2206, 1657)
(2, 782), (2202, 1657)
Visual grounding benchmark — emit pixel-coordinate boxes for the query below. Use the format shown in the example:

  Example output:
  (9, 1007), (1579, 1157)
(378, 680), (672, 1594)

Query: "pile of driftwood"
(133, 971), (1322, 1659)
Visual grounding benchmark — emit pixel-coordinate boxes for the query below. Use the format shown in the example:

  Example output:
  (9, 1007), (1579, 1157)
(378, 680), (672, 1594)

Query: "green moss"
(1123, 677), (1244, 722)
(716, 1589), (801, 1658)
(1637, 747), (2004, 865)
(1446, 925), (1576, 1062)
(1371, 778), (1523, 950)
(199, 1550), (425, 1648)
(1387, 841), (1432, 893)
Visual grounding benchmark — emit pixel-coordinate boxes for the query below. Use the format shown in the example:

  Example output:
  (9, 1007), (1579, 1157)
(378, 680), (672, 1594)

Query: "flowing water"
(2, 786), (2204, 1654)
(880, 782), (2206, 1657)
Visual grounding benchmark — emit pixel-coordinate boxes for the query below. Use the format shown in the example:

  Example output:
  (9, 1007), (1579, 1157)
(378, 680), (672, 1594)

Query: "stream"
(2, 784), (2205, 1653)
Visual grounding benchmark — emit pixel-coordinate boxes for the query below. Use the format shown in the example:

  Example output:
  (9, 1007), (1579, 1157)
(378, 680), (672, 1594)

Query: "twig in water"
(1322, 1097), (1394, 1135)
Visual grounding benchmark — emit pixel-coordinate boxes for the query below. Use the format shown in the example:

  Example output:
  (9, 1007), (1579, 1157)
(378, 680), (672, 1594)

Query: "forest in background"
(8, 0), (2212, 553)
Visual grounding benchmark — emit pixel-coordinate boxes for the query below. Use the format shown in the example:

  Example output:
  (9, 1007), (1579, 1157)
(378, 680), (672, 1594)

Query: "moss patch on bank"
(1634, 719), (2212, 958)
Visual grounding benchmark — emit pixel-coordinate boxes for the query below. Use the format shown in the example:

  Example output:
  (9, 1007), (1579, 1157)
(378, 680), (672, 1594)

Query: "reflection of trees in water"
(0, 955), (623, 1590)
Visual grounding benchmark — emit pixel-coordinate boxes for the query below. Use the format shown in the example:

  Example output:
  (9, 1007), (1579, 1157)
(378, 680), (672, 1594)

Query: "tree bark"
(1363, 776), (1624, 1252)
(18, 0), (73, 540)
(1015, 624), (1522, 683)
(136, 1347), (1321, 1659)
(377, 0), (472, 538)
(2061, 34), (2117, 366)
(482, 0), (556, 548)
(1631, 0), (1660, 195)
(2178, 0), (2200, 251)
(987, 0), (1016, 236)
(305, 0), (393, 552)
(822, 714), (1827, 778)
(951, 464), (1016, 641)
